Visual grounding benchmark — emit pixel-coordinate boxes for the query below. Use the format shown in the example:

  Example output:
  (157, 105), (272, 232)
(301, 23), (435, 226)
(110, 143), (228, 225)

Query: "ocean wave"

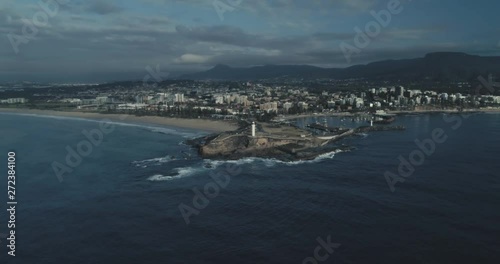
(356, 133), (369, 138)
(147, 149), (348, 182)
(276, 149), (346, 165)
(204, 149), (347, 168)
(147, 127), (205, 138)
(147, 174), (182, 181)
(110, 123), (199, 138)
(0, 112), (103, 123)
(205, 157), (261, 168)
(147, 166), (206, 181)
(132, 155), (177, 168)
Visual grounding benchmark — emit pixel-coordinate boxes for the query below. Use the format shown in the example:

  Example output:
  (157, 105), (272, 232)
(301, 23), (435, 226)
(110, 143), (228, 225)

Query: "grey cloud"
(174, 25), (345, 51)
(85, 1), (123, 15)
(0, 18), (488, 81)
(0, 0), (497, 82)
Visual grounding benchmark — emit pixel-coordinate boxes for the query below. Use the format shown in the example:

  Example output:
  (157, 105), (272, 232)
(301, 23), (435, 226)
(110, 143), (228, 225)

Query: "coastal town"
(1, 75), (500, 121)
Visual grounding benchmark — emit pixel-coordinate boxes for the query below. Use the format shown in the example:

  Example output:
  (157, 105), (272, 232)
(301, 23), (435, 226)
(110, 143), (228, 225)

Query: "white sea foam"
(147, 149), (348, 182)
(147, 174), (181, 181)
(356, 133), (369, 138)
(132, 155), (177, 168)
(0, 112), (103, 123)
(147, 166), (206, 181)
(147, 127), (204, 138)
(204, 149), (347, 169)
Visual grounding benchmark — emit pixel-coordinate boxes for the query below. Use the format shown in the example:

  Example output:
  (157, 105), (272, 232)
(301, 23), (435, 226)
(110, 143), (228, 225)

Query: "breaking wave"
(147, 166), (207, 181)
(356, 133), (369, 138)
(205, 149), (347, 169)
(132, 155), (177, 168)
(147, 127), (206, 138)
(146, 149), (348, 182)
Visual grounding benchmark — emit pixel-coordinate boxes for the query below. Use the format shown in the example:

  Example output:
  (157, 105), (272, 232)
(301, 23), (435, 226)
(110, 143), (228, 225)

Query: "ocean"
(0, 112), (499, 264)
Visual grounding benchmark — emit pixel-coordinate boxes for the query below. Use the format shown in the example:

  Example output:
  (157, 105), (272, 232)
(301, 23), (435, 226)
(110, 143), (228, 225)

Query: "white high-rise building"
(283, 102), (293, 112)
(175, 93), (185, 103)
(96, 96), (108, 105)
(5, 98), (26, 104)
(214, 96), (224, 104)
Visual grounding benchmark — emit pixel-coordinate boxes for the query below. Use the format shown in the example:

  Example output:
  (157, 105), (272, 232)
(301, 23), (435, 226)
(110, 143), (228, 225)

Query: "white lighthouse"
(251, 122), (256, 137)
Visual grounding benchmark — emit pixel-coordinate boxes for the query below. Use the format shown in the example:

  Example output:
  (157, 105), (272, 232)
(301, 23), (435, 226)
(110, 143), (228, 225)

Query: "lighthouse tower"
(251, 122), (256, 137)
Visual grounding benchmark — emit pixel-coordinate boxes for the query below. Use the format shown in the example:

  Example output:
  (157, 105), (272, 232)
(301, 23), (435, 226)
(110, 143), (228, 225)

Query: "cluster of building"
(0, 98), (27, 104)
(54, 82), (500, 115)
(366, 86), (500, 110)
(61, 93), (187, 110)
(3, 78), (499, 117)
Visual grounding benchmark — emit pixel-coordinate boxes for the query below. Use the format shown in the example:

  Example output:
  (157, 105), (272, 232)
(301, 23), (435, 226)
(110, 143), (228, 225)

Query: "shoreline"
(280, 112), (356, 120)
(387, 108), (500, 114)
(0, 108), (238, 133)
(279, 108), (500, 120)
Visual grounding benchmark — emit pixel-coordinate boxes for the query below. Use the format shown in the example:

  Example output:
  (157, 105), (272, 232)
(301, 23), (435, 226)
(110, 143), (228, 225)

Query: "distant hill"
(183, 64), (333, 80)
(181, 52), (500, 81)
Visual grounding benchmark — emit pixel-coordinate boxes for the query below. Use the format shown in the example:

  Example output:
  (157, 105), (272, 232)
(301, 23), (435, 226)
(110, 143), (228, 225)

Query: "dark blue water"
(0, 112), (499, 264)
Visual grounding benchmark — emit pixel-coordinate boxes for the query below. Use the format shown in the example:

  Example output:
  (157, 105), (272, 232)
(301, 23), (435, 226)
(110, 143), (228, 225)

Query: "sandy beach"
(0, 108), (238, 132)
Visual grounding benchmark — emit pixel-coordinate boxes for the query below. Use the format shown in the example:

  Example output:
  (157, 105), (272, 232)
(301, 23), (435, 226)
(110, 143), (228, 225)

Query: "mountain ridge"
(181, 52), (500, 81)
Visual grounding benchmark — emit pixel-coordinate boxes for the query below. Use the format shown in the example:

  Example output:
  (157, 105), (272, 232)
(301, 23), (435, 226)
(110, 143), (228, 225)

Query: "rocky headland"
(186, 121), (405, 162)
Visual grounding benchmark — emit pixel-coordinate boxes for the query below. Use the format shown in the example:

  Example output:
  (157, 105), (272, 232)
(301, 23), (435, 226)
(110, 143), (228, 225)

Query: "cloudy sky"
(1, 0), (499, 82)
